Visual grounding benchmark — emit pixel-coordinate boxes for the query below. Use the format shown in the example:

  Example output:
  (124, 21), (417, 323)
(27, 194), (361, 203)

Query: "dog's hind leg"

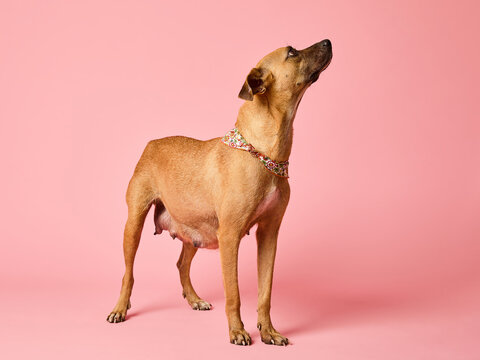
(107, 174), (154, 323)
(177, 242), (212, 310)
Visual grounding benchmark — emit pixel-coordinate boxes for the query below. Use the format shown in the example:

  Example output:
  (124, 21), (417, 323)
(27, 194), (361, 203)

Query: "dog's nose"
(321, 39), (331, 48)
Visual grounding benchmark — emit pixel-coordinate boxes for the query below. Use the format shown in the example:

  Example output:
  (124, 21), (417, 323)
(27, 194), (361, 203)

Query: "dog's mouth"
(309, 70), (321, 83)
(309, 56), (332, 83)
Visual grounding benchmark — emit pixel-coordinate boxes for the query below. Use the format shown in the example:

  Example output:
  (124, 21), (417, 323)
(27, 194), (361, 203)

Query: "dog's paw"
(106, 301), (130, 323)
(229, 328), (251, 346)
(106, 310), (126, 323)
(191, 300), (212, 311)
(258, 323), (289, 346)
(183, 292), (212, 311)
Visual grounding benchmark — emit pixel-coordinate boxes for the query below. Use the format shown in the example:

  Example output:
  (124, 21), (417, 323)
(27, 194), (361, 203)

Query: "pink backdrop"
(1, 0), (479, 359)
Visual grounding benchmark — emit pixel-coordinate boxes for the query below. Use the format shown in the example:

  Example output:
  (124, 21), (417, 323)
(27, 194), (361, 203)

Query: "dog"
(106, 40), (332, 346)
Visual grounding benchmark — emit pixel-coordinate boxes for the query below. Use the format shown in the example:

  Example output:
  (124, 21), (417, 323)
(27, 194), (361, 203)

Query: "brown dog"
(106, 40), (332, 346)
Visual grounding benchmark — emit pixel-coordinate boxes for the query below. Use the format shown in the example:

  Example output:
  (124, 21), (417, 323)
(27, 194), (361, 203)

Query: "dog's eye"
(287, 47), (298, 58)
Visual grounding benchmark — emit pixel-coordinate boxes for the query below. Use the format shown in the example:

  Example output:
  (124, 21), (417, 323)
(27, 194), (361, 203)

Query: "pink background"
(1, 0), (479, 359)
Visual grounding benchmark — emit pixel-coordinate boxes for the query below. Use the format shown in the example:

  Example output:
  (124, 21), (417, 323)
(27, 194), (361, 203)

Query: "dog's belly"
(154, 203), (219, 249)
(153, 186), (282, 249)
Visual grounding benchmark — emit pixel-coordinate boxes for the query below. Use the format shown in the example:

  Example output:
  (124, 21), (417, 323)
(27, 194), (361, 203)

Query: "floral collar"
(222, 128), (289, 178)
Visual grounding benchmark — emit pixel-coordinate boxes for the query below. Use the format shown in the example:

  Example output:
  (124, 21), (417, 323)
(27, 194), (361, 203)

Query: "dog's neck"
(235, 93), (304, 162)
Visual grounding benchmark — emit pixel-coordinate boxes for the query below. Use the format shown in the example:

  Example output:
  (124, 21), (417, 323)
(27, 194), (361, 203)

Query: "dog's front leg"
(218, 226), (251, 346)
(256, 220), (289, 346)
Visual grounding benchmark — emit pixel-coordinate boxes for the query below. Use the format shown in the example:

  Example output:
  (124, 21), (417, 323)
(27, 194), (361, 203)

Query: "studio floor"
(3, 257), (479, 360)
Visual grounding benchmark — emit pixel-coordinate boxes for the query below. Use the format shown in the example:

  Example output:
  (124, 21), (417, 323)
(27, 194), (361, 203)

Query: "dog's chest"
(253, 187), (282, 219)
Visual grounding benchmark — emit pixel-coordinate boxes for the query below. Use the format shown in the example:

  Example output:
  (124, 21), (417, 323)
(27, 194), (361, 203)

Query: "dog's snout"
(321, 39), (331, 48)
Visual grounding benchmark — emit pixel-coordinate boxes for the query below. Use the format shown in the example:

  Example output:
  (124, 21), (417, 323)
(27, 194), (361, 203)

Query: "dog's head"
(238, 40), (332, 102)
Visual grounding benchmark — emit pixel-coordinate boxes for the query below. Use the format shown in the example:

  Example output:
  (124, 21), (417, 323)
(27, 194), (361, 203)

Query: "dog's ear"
(238, 67), (272, 101)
